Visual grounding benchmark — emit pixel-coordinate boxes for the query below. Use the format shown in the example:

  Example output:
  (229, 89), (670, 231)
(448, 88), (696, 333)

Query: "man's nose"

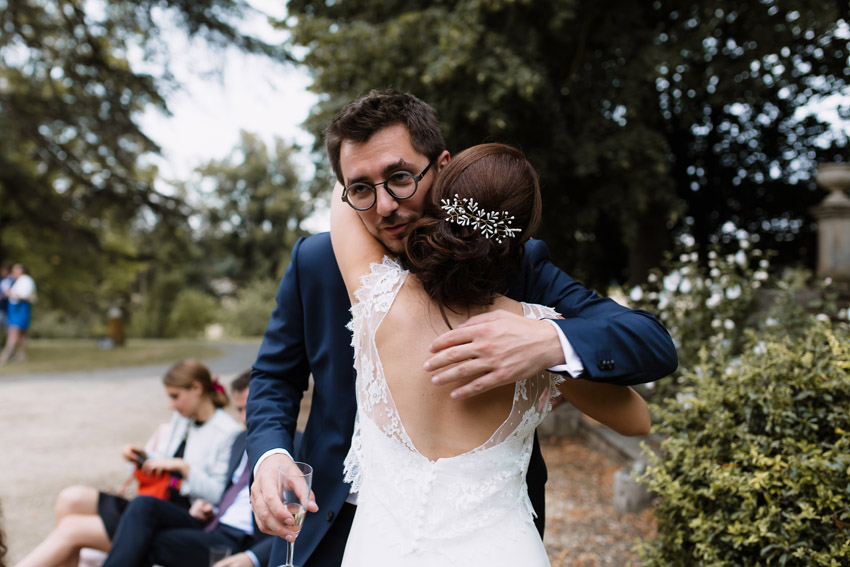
(374, 186), (400, 217)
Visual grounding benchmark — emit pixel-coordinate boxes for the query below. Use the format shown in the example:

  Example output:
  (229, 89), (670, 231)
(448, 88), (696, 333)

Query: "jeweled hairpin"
(439, 194), (521, 243)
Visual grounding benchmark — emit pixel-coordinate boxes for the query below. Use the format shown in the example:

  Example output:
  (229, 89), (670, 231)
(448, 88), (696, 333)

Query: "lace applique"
(344, 257), (412, 493)
(344, 261), (564, 547)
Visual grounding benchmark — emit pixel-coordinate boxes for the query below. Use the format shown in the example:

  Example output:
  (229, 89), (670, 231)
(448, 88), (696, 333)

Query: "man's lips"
(382, 223), (408, 236)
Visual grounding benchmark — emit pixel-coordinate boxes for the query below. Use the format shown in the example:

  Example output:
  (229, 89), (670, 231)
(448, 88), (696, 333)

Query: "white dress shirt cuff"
(544, 319), (585, 377)
(253, 448), (293, 478)
(245, 550), (260, 567)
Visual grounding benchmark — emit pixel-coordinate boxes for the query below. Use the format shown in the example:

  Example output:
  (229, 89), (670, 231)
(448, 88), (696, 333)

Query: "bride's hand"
(425, 310), (564, 399)
(252, 453), (319, 539)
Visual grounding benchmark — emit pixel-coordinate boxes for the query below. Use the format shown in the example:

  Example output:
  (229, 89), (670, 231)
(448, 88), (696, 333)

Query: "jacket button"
(327, 511), (335, 522)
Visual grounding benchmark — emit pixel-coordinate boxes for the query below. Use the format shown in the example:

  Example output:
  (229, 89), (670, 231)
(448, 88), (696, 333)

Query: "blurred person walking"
(0, 264), (13, 344)
(0, 264), (35, 364)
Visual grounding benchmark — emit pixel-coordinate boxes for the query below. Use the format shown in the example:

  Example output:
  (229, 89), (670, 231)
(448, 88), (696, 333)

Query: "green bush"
(166, 289), (220, 338)
(29, 308), (101, 339)
(222, 278), (279, 337)
(637, 318), (850, 566)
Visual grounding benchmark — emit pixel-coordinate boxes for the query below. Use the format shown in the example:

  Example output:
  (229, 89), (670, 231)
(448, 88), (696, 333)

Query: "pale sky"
(137, 1), (327, 229)
(139, 1), (318, 180)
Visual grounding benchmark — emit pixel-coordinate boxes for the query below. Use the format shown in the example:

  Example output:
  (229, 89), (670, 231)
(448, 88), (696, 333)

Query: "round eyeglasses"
(341, 159), (436, 211)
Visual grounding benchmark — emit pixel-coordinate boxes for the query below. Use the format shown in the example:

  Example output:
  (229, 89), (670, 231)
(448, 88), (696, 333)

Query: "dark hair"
(325, 89), (446, 183)
(231, 369), (251, 393)
(162, 359), (229, 409)
(402, 143), (542, 308)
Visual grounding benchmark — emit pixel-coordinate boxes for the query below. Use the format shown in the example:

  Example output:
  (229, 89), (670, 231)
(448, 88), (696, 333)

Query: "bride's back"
(375, 277), (523, 461)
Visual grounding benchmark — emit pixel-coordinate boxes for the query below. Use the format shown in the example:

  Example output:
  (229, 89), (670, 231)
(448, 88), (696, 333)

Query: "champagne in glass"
(278, 462), (313, 567)
(286, 503), (307, 534)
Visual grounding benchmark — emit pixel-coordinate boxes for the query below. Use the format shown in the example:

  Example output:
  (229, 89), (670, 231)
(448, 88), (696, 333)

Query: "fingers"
(425, 311), (514, 374)
(447, 370), (507, 400)
(252, 455), (309, 541)
(425, 310), (562, 399)
(122, 444), (143, 462)
(307, 489), (319, 513)
(213, 554), (253, 567)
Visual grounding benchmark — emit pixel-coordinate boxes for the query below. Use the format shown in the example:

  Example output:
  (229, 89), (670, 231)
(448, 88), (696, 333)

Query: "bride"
(330, 143), (650, 566)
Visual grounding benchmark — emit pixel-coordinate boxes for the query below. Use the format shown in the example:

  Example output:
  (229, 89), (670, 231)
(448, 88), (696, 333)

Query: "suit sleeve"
(518, 239), (678, 386)
(246, 237), (312, 468)
(248, 532), (274, 566)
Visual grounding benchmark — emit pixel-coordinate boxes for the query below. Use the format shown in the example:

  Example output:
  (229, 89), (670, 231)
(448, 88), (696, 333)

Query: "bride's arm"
(330, 182), (388, 303)
(556, 379), (651, 436)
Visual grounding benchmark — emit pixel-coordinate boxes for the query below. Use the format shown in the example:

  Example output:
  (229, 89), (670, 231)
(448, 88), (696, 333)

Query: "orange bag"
(133, 468), (180, 500)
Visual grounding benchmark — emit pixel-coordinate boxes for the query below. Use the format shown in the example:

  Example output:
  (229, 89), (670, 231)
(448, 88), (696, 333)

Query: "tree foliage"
(195, 131), (311, 286)
(0, 0), (282, 317)
(283, 0), (850, 287)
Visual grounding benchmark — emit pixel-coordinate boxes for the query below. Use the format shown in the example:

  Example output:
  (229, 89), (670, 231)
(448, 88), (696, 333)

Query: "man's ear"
(436, 150), (451, 172)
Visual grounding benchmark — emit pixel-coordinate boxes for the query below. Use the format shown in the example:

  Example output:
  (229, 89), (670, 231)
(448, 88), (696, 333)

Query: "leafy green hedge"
(638, 319), (850, 566)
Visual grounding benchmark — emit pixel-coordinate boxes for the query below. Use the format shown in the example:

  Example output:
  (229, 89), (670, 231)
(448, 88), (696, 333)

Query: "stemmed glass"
(278, 462), (313, 567)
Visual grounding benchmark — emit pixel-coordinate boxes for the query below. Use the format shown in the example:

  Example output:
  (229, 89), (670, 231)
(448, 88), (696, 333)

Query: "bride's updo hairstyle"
(402, 143), (541, 307)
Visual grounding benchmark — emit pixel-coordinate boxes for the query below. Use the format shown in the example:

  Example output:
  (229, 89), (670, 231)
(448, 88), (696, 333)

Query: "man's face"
(339, 123), (448, 254)
(232, 387), (249, 425)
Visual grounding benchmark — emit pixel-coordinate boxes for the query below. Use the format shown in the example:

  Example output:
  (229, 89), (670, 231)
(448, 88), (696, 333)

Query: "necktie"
(205, 458), (251, 532)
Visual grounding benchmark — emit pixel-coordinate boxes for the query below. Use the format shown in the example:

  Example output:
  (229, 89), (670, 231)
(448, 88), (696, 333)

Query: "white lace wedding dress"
(341, 258), (558, 567)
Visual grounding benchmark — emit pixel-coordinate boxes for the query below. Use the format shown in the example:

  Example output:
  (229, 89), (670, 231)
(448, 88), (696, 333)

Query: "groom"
(247, 89), (678, 567)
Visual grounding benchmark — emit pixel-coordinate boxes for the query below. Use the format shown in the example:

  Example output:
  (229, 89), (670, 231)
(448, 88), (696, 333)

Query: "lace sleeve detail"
(352, 256), (406, 310)
(344, 257), (408, 493)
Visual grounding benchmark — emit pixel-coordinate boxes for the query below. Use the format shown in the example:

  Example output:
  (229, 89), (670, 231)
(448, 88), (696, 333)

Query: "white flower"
(664, 272), (682, 292)
(629, 286), (644, 302)
(710, 268), (721, 278)
(754, 270), (768, 281)
(753, 341), (767, 354)
(676, 392), (695, 410)
(706, 293), (723, 308)
(711, 318), (722, 328)
(765, 317), (778, 326)
(816, 314), (830, 322)
(724, 319), (735, 330)
(725, 285), (742, 300)
(735, 250), (747, 266)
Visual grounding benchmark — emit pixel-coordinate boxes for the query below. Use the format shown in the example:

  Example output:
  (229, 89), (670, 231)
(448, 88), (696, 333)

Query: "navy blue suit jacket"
(247, 233), (677, 566)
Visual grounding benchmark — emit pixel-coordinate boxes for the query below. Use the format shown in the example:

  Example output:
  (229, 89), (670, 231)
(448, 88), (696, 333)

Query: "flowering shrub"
(624, 237), (769, 400)
(637, 318), (850, 566)
(625, 236), (847, 400)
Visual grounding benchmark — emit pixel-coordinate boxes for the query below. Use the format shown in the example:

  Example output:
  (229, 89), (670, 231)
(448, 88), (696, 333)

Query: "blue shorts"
(6, 302), (31, 330)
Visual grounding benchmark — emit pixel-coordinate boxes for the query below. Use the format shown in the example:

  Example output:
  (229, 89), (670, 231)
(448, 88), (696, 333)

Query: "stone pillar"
(812, 163), (850, 282)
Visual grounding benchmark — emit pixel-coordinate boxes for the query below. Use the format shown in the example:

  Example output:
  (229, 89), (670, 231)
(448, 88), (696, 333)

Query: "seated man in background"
(102, 371), (271, 567)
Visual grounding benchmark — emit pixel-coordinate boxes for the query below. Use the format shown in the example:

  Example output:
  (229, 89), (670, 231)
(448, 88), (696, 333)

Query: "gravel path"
(1, 344), (655, 566)
(0, 343), (260, 564)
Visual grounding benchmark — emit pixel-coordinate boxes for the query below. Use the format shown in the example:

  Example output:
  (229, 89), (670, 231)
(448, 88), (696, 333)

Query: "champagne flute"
(278, 462), (313, 567)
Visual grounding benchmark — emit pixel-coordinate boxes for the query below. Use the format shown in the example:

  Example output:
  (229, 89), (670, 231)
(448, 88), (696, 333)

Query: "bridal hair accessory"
(212, 377), (225, 394)
(440, 194), (521, 243)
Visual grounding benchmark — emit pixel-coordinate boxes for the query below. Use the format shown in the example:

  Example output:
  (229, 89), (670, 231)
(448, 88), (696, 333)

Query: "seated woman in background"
(15, 359), (242, 567)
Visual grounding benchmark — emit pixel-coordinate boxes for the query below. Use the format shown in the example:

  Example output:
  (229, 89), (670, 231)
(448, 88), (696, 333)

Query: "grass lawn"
(0, 338), (234, 374)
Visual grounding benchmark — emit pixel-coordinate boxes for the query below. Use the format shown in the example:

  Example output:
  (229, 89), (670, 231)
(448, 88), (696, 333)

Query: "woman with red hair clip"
(15, 359), (241, 567)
